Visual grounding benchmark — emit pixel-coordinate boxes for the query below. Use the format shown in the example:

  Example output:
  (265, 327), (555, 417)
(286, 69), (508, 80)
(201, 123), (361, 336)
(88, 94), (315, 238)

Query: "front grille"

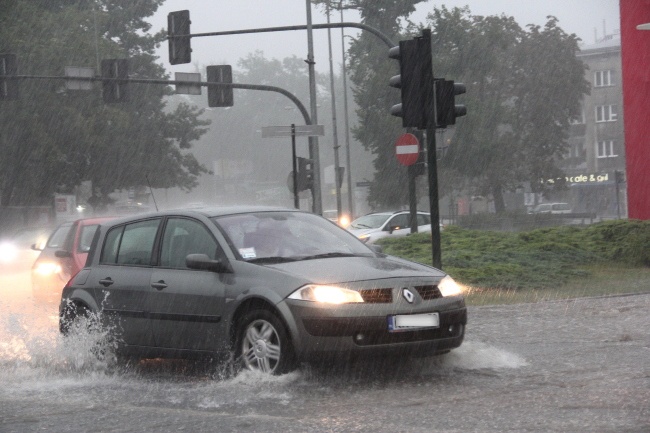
(359, 288), (392, 303)
(414, 285), (442, 300)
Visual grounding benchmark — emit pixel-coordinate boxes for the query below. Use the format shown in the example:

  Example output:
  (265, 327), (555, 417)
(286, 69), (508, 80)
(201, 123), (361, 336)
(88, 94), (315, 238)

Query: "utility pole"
(305, 0), (322, 215)
(340, 2), (354, 220)
(326, 1), (342, 220)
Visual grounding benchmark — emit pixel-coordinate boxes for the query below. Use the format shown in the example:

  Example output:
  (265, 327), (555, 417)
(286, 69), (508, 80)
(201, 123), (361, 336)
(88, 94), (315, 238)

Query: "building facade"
(561, 36), (627, 217)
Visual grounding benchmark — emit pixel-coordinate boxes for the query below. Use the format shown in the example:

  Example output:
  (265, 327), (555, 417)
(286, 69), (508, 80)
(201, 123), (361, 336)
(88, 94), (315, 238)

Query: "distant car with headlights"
(347, 211), (435, 244)
(32, 217), (114, 303)
(59, 206), (467, 375)
(0, 226), (51, 272)
(322, 209), (350, 227)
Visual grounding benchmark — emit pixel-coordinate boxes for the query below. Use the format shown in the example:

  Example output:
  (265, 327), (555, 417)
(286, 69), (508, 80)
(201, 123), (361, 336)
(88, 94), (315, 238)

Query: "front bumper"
(283, 297), (467, 361)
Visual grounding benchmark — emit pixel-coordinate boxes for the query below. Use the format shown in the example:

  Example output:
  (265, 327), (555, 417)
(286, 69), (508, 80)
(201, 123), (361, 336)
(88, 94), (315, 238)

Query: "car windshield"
(348, 214), (391, 230)
(213, 211), (374, 263)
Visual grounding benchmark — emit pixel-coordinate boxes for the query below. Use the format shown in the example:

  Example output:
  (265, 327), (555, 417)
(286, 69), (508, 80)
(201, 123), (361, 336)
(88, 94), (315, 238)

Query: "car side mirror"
(388, 225), (401, 234)
(369, 244), (383, 254)
(54, 250), (72, 258)
(31, 243), (43, 252)
(186, 253), (232, 273)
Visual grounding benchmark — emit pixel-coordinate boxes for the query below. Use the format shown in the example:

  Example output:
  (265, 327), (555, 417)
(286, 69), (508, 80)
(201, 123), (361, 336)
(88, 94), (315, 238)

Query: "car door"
(95, 218), (160, 347)
(417, 213), (432, 232)
(148, 217), (227, 351)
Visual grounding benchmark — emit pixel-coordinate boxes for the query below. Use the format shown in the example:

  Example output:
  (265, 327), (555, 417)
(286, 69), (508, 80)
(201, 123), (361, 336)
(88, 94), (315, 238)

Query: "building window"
(594, 70), (613, 87)
(596, 140), (618, 158)
(595, 105), (617, 122)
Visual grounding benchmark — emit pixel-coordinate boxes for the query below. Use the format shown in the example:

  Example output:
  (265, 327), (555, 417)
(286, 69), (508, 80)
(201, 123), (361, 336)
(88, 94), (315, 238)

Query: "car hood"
(346, 228), (379, 237)
(265, 255), (444, 284)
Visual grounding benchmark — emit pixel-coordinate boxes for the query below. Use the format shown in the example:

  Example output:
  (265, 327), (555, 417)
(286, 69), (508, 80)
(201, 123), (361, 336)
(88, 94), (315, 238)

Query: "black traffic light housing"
(168, 10), (192, 65)
(388, 29), (433, 129)
(0, 53), (18, 100)
(206, 65), (234, 107)
(435, 79), (466, 128)
(101, 59), (128, 103)
(297, 157), (314, 192)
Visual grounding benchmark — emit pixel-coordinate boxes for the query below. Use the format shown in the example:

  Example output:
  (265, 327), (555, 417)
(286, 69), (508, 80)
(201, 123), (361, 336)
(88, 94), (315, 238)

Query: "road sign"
(395, 133), (420, 166)
(261, 125), (324, 138)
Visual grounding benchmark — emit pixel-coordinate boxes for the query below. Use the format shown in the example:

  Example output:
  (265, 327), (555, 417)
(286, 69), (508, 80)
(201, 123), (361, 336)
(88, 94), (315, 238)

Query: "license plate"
(388, 312), (439, 332)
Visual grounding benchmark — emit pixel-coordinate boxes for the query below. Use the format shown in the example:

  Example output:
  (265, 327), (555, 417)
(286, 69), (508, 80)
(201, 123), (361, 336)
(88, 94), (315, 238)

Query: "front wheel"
(235, 309), (296, 375)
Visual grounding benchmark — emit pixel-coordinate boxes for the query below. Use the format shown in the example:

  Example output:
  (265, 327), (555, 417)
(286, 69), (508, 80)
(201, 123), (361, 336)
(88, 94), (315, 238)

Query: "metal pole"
(305, 0), (322, 215)
(326, 2), (342, 220)
(292, 124), (299, 209)
(340, 3), (354, 220)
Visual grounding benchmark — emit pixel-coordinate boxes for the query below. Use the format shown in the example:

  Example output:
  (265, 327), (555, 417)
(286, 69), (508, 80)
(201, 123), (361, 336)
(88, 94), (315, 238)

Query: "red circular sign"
(395, 133), (420, 166)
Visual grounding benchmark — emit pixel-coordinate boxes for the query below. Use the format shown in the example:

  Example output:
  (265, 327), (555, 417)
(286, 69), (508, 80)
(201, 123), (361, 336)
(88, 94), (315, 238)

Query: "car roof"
(97, 205), (302, 226)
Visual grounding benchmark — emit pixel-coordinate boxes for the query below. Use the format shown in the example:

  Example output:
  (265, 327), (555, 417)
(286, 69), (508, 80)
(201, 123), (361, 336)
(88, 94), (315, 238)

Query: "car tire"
(234, 309), (296, 375)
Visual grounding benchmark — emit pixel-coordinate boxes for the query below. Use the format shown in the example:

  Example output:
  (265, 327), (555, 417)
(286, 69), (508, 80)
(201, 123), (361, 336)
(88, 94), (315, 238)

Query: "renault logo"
(402, 288), (415, 303)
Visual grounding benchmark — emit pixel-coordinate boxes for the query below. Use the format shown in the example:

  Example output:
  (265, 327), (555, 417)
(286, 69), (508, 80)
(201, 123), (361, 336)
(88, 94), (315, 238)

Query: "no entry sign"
(395, 133), (420, 166)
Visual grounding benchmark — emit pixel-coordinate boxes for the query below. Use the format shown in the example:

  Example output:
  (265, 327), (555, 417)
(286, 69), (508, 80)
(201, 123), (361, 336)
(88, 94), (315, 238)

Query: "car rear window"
(78, 224), (100, 253)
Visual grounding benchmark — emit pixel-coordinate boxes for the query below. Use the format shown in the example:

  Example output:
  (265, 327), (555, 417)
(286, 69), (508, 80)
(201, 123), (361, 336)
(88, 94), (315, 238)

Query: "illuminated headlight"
(288, 284), (364, 304)
(358, 235), (370, 243)
(438, 275), (463, 297)
(338, 215), (350, 228)
(33, 262), (62, 276)
(0, 243), (17, 263)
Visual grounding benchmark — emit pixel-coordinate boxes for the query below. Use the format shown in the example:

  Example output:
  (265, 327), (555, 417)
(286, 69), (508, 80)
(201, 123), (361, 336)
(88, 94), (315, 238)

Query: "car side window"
(417, 214), (431, 225)
(160, 217), (219, 269)
(387, 214), (409, 230)
(101, 219), (161, 266)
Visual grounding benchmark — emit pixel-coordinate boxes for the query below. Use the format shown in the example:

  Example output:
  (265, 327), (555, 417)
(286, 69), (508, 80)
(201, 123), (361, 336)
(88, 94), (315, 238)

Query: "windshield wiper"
(296, 252), (360, 261)
(352, 223), (371, 229)
(247, 256), (299, 264)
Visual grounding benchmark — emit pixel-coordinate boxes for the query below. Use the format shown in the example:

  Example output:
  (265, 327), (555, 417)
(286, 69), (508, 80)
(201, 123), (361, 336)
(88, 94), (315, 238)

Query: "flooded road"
(1, 267), (648, 433)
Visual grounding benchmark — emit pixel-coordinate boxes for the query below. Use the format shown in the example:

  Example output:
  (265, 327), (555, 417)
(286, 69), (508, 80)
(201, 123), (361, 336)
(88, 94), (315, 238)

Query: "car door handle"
(151, 280), (167, 290)
(99, 278), (114, 287)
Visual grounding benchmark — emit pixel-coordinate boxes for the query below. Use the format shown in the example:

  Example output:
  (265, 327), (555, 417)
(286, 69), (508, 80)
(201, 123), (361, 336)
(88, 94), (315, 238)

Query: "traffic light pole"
(426, 114), (442, 270)
(291, 124), (299, 209)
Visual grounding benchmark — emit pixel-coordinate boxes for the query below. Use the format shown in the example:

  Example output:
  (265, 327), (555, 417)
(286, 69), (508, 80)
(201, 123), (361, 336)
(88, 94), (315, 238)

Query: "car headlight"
(33, 262), (62, 276)
(358, 234), (370, 243)
(288, 284), (364, 304)
(438, 275), (463, 297)
(0, 242), (17, 263)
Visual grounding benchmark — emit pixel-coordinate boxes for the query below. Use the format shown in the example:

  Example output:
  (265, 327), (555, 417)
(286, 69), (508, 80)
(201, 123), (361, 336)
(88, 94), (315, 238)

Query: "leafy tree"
(0, 0), (209, 208)
(427, 7), (589, 212)
(320, 2), (588, 213)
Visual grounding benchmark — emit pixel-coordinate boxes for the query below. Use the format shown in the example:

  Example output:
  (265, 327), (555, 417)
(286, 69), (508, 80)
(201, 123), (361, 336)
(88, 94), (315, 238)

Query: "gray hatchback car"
(59, 206), (467, 374)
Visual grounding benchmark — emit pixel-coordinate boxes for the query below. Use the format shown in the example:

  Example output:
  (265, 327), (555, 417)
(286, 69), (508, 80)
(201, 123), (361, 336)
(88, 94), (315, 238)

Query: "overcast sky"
(148, 0), (621, 74)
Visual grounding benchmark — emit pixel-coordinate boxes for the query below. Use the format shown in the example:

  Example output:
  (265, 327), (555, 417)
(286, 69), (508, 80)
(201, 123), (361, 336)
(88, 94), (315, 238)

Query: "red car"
(32, 217), (115, 304)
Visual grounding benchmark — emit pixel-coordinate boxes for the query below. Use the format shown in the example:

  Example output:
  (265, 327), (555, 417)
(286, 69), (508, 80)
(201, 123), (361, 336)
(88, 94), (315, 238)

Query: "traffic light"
(168, 10), (191, 65)
(435, 79), (466, 128)
(101, 59), (128, 103)
(388, 29), (433, 129)
(297, 157), (314, 192)
(206, 65), (234, 107)
(0, 53), (18, 100)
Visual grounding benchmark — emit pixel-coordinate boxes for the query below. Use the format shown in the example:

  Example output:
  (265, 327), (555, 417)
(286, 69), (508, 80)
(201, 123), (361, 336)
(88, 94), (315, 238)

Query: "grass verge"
(376, 220), (650, 305)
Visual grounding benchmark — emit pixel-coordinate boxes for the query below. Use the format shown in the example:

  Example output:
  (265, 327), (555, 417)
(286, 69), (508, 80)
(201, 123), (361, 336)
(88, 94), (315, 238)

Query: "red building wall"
(620, 0), (650, 219)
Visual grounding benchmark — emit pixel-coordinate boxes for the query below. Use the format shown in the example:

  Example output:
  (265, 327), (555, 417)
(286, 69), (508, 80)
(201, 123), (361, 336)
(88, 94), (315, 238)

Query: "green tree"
(0, 0), (209, 208)
(427, 7), (589, 213)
